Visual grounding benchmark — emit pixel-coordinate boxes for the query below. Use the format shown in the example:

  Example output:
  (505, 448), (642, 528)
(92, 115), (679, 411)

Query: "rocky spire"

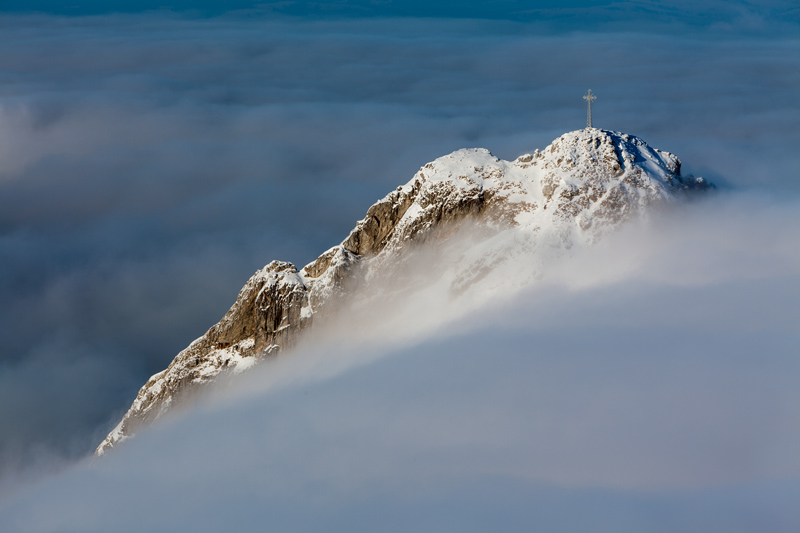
(96, 129), (710, 455)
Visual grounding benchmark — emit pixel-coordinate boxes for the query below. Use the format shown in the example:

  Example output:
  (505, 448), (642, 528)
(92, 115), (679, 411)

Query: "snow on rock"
(95, 128), (710, 455)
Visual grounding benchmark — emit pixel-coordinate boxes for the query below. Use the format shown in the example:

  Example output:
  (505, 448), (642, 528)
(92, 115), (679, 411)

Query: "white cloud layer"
(0, 7), (798, 520)
(1, 192), (798, 531)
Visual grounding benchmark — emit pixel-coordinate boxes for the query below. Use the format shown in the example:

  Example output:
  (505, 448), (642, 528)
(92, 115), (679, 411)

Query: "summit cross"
(583, 89), (597, 129)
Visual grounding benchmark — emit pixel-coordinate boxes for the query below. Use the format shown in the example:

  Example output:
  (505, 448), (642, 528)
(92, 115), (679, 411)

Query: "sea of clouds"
(0, 3), (798, 529)
(2, 192), (799, 531)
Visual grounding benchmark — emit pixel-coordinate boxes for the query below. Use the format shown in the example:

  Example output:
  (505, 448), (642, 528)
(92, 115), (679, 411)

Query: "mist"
(1, 191), (798, 531)
(0, 1), (799, 519)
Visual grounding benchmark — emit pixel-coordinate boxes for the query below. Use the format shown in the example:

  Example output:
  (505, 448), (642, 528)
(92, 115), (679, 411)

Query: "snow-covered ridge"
(96, 128), (710, 455)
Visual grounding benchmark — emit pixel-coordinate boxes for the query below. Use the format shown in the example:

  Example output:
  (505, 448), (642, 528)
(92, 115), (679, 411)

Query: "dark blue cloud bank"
(0, 1), (799, 527)
(5, 0), (798, 26)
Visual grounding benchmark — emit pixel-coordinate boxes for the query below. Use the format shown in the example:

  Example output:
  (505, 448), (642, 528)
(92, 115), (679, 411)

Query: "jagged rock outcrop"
(96, 128), (710, 455)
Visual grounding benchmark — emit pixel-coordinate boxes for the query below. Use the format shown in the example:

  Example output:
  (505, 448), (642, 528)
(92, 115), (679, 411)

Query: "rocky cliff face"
(96, 128), (710, 455)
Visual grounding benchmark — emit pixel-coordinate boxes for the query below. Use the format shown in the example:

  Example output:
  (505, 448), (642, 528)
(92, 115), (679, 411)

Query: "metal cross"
(583, 89), (597, 129)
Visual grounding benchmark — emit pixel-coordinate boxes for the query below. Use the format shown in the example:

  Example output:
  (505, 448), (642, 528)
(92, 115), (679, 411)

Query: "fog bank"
(1, 192), (798, 531)
(1, 7), (798, 495)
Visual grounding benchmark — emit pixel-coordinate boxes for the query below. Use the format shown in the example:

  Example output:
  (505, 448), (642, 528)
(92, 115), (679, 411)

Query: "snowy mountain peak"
(95, 129), (710, 455)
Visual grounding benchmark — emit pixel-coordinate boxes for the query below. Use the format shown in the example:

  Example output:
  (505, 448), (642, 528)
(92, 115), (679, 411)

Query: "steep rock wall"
(96, 128), (710, 455)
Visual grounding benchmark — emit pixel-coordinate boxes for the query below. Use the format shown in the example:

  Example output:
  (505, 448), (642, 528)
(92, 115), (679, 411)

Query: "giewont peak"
(96, 129), (711, 456)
